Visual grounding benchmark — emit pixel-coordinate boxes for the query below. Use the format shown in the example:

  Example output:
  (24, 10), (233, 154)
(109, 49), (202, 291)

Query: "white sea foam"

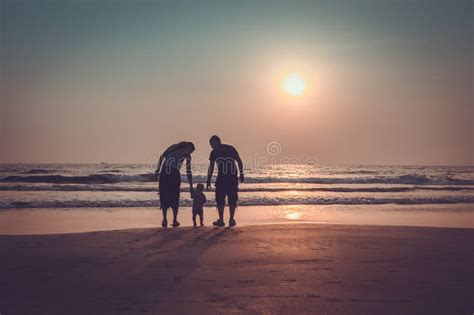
(0, 164), (472, 210)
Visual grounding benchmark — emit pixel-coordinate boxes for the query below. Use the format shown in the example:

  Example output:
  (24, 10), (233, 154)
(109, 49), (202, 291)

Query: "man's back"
(207, 136), (244, 227)
(210, 144), (239, 179)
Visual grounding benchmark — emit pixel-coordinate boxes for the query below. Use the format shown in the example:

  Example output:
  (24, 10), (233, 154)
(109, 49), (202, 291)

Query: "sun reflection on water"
(285, 211), (302, 220)
(279, 205), (304, 220)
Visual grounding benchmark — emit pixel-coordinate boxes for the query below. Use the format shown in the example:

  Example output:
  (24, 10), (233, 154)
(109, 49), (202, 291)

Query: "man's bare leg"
(229, 205), (237, 226)
(213, 205), (225, 226)
(217, 205), (225, 222)
(229, 205), (236, 221)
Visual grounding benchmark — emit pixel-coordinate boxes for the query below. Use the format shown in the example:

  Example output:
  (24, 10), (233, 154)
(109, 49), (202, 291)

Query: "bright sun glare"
(282, 74), (306, 96)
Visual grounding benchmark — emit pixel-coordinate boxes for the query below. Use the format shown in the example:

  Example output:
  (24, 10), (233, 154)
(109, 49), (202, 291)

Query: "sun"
(282, 74), (306, 96)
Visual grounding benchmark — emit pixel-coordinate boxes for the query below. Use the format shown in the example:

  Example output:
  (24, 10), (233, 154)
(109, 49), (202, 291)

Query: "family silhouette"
(155, 135), (244, 228)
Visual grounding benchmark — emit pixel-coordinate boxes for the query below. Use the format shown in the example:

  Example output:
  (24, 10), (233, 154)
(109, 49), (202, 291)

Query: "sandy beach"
(2, 0), (473, 313)
(1, 223), (472, 314)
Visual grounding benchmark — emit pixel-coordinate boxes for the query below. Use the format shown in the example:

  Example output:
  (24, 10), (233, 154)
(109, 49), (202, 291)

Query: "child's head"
(196, 183), (204, 191)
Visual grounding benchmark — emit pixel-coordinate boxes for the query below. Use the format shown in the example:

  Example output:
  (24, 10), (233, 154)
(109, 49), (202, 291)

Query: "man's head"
(209, 135), (221, 149)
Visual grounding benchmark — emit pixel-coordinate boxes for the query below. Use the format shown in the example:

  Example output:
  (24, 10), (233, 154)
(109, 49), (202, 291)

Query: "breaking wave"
(1, 173), (473, 185)
(1, 196), (473, 209)
(0, 184), (472, 193)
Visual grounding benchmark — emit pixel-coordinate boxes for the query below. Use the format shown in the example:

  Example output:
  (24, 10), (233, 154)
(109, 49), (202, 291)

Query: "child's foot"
(162, 220), (168, 228)
(172, 221), (180, 227)
(213, 219), (225, 227)
(229, 219), (236, 227)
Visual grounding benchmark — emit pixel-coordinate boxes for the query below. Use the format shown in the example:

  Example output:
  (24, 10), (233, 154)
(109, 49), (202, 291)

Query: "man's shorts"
(215, 178), (239, 207)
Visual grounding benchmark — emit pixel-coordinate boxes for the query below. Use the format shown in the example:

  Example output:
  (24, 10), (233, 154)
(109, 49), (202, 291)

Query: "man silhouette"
(207, 135), (244, 227)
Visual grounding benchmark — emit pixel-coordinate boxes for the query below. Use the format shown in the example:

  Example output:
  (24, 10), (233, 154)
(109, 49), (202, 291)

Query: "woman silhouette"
(155, 141), (194, 227)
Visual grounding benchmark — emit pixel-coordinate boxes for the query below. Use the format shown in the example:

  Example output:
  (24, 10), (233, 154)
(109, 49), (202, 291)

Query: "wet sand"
(1, 204), (473, 235)
(0, 224), (473, 314)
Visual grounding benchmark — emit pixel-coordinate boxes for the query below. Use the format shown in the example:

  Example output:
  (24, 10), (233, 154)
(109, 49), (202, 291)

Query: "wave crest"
(1, 173), (156, 184)
(1, 173), (472, 185)
(1, 196), (473, 209)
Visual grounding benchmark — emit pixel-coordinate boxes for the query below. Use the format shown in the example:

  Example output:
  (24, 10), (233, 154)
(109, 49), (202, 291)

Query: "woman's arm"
(155, 143), (179, 177)
(186, 156), (193, 196)
(155, 154), (164, 177)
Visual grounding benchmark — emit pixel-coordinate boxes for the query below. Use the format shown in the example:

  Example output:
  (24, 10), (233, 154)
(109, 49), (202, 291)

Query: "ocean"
(1, 164), (473, 209)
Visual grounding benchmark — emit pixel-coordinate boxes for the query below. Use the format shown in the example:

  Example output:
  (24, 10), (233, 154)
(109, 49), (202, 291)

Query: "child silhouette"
(192, 183), (207, 226)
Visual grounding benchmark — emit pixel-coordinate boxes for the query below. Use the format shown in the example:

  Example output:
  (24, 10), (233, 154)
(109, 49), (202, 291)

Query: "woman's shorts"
(159, 168), (181, 209)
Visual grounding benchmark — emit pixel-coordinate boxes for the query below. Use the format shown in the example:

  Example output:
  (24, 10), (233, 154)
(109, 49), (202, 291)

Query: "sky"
(1, 0), (472, 165)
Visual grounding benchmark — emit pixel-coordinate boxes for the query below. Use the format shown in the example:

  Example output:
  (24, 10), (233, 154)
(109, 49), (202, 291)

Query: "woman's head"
(177, 141), (195, 154)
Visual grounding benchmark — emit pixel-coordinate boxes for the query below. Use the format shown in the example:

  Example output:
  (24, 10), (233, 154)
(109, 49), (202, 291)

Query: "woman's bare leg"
(161, 207), (169, 227)
(172, 207), (179, 225)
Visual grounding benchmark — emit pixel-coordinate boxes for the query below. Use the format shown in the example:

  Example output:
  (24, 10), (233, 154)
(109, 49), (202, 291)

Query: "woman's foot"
(172, 221), (180, 227)
(229, 219), (236, 227)
(162, 220), (168, 228)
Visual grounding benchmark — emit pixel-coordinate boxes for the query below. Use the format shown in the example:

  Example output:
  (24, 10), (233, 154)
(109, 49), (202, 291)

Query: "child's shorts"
(193, 207), (203, 216)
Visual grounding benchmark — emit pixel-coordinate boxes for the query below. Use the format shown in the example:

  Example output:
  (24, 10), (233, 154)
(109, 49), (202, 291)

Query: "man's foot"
(213, 219), (225, 227)
(162, 220), (168, 228)
(172, 221), (180, 227)
(229, 219), (236, 227)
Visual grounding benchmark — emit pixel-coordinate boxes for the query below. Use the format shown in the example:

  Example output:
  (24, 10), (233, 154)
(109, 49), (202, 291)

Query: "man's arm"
(235, 149), (244, 183)
(207, 158), (215, 191)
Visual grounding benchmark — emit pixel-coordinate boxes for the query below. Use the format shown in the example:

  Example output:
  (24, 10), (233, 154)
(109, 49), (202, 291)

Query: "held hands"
(206, 181), (212, 191)
(239, 173), (245, 183)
